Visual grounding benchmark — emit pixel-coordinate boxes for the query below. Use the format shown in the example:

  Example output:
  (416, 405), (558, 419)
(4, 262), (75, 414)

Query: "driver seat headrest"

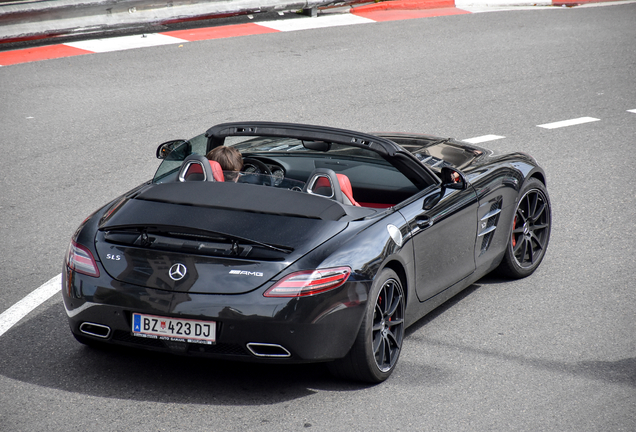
(179, 155), (225, 182)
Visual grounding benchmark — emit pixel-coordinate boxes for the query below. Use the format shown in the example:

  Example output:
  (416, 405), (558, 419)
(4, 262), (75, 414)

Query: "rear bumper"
(63, 267), (370, 362)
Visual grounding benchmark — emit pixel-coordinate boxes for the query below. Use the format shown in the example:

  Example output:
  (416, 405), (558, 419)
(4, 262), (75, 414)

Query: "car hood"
(94, 183), (349, 294)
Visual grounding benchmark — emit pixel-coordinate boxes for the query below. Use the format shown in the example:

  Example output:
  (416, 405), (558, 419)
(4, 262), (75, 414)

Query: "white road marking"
(257, 14), (374, 32)
(0, 274), (61, 337)
(65, 33), (187, 53)
(537, 117), (600, 129)
(462, 134), (505, 144)
(627, 109), (636, 114)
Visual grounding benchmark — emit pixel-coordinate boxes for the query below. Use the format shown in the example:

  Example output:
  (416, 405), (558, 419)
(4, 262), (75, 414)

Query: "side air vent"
(478, 197), (503, 255)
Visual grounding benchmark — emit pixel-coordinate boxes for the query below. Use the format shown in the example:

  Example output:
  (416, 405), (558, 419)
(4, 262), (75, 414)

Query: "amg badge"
(229, 270), (264, 277)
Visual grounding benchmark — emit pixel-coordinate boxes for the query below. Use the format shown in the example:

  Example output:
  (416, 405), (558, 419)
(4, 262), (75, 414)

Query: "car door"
(398, 181), (479, 302)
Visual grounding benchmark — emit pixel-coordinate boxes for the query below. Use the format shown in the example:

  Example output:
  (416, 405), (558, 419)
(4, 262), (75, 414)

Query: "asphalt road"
(1, 4), (635, 431)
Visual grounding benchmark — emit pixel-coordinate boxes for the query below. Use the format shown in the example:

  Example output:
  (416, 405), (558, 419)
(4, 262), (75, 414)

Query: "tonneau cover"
(135, 181), (347, 221)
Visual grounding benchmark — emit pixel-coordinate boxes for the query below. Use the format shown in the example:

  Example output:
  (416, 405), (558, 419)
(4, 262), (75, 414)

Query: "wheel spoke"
(530, 201), (545, 222)
(386, 329), (400, 348)
(528, 192), (538, 218)
(530, 232), (545, 252)
(387, 317), (404, 327)
(527, 238), (535, 264)
(375, 337), (387, 366)
(517, 207), (528, 224)
(372, 331), (382, 355)
(385, 293), (402, 319)
(372, 303), (383, 331)
(383, 284), (394, 315)
(515, 237), (527, 262)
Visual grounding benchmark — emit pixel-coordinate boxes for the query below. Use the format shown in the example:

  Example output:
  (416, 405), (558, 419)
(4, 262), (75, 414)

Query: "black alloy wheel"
(499, 178), (552, 278)
(328, 268), (405, 383)
(371, 275), (405, 373)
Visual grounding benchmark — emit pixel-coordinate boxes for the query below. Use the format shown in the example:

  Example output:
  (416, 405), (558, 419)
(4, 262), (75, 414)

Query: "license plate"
(132, 313), (216, 345)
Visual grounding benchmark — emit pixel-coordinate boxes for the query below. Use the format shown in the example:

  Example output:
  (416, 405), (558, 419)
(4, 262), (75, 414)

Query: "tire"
(328, 268), (405, 383)
(498, 178), (552, 279)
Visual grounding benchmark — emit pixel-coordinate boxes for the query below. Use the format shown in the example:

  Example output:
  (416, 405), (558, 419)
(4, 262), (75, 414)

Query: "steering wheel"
(242, 157), (272, 175)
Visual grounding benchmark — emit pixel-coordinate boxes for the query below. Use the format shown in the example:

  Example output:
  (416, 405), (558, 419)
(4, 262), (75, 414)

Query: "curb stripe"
(354, 7), (472, 21)
(0, 274), (61, 338)
(256, 13), (375, 31)
(0, 44), (92, 66)
(164, 22), (279, 41)
(64, 33), (188, 53)
(352, 0), (456, 11)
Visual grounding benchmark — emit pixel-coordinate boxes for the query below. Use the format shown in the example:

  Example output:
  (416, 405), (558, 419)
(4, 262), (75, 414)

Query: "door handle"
(416, 215), (432, 228)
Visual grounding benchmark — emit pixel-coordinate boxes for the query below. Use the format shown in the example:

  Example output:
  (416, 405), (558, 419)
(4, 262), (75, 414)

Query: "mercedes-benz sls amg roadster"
(63, 122), (551, 383)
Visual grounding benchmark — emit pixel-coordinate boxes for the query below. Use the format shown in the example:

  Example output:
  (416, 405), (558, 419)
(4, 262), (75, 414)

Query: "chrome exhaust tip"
(79, 322), (111, 339)
(246, 343), (291, 358)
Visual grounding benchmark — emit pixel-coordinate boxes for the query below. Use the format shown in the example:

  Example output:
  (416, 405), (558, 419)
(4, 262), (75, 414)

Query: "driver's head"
(206, 146), (243, 172)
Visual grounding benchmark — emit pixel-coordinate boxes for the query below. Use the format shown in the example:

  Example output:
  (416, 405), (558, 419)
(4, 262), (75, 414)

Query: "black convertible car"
(63, 122), (551, 383)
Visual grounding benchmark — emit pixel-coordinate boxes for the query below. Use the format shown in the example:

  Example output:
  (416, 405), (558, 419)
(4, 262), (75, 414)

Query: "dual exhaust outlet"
(246, 343), (291, 358)
(79, 322), (111, 338)
(79, 322), (291, 358)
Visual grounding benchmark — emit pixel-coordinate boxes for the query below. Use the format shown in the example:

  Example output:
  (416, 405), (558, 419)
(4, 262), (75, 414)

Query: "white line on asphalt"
(0, 273), (61, 338)
(462, 135), (505, 144)
(257, 14), (375, 32)
(64, 33), (187, 53)
(537, 117), (600, 129)
(628, 109), (636, 114)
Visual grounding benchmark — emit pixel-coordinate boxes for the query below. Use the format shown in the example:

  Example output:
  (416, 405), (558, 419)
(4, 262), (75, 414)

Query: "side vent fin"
(478, 197), (503, 255)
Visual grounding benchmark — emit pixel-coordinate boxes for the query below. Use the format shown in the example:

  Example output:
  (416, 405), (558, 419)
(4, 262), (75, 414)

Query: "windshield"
(151, 131), (421, 208)
(230, 136), (389, 163)
(153, 133), (306, 190)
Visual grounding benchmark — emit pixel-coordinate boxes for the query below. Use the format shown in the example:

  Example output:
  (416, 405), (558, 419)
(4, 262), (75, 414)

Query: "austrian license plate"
(132, 313), (216, 345)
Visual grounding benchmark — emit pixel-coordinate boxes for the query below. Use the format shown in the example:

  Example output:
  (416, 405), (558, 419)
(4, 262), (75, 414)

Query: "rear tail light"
(264, 267), (351, 297)
(67, 241), (100, 277)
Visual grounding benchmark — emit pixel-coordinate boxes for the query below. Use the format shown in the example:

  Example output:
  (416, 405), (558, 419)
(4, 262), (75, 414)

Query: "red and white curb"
(0, 11), (469, 66)
(0, 0), (630, 66)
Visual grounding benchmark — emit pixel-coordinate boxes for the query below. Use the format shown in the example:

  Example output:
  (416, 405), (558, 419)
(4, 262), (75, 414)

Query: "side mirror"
(423, 167), (468, 210)
(441, 166), (467, 190)
(156, 139), (187, 159)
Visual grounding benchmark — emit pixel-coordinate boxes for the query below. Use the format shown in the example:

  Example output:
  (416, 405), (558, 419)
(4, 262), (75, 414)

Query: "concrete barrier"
(2, 0), (622, 43)
(0, 0), (334, 42)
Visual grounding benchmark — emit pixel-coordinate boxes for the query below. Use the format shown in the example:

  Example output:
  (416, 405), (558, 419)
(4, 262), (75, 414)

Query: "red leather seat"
(336, 174), (360, 207)
(185, 159), (225, 182)
(209, 160), (224, 182)
(304, 168), (360, 207)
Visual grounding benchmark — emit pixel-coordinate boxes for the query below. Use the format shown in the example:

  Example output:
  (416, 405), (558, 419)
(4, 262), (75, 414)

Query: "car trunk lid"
(95, 184), (348, 294)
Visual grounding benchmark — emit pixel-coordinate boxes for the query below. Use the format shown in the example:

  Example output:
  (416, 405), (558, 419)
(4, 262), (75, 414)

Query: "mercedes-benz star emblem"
(169, 263), (187, 281)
